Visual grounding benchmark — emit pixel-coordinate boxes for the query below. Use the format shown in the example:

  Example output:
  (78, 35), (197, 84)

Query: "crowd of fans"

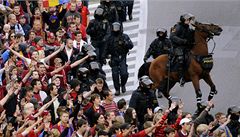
(0, 0), (239, 137)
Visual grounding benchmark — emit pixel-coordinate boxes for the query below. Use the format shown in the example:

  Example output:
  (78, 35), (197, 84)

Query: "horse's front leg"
(191, 75), (203, 106)
(203, 73), (218, 101)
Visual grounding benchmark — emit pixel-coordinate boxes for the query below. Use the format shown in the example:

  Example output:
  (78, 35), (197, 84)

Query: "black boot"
(129, 14), (133, 20)
(115, 90), (120, 96)
(121, 86), (126, 94)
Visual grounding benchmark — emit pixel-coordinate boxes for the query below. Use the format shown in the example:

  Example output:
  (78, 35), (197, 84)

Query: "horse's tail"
(138, 62), (151, 79)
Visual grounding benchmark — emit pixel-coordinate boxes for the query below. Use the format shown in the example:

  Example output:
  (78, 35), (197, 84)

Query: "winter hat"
(34, 36), (42, 43)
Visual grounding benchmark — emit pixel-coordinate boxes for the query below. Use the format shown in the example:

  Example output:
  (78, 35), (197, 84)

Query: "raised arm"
(50, 62), (70, 76)
(20, 118), (42, 136)
(0, 87), (14, 106)
(34, 95), (58, 118)
(43, 44), (65, 63)
(70, 55), (89, 68)
(26, 0), (33, 17)
(8, 46), (28, 63)
(22, 68), (34, 83)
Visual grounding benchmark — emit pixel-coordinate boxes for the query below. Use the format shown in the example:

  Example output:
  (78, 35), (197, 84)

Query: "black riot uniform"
(103, 22), (133, 96)
(99, 0), (119, 24)
(170, 13), (195, 86)
(86, 7), (110, 65)
(129, 75), (158, 130)
(144, 28), (172, 62)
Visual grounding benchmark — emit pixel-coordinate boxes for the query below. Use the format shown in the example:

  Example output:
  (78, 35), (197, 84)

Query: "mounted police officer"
(144, 28), (172, 62)
(86, 7), (110, 66)
(129, 75), (158, 130)
(103, 22), (133, 96)
(170, 13), (195, 87)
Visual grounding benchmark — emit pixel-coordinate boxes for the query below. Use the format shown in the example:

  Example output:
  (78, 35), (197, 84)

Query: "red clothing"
(175, 131), (188, 137)
(53, 122), (68, 133)
(48, 65), (71, 88)
(27, 130), (38, 137)
(34, 44), (43, 51)
(45, 41), (61, 47)
(155, 112), (182, 137)
(70, 91), (78, 101)
(75, 24), (87, 40)
(33, 92), (41, 102)
(80, 6), (89, 27)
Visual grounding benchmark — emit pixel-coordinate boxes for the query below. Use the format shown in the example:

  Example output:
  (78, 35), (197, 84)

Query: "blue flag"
(59, 0), (70, 4)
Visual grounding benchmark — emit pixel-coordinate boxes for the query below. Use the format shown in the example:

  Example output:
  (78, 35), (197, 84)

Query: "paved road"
(146, 0), (240, 114)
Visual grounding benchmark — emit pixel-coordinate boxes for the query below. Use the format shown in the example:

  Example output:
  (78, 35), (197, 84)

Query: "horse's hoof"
(214, 90), (218, 94)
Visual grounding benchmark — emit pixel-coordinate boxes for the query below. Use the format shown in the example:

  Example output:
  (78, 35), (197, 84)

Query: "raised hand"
(147, 108), (153, 116)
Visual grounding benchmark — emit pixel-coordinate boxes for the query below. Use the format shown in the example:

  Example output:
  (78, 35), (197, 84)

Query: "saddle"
(167, 51), (191, 72)
(195, 54), (214, 72)
(168, 53), (214, 73)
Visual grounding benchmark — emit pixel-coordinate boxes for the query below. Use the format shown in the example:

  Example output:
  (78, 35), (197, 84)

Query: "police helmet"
(94, 7), (104, 16)
(87, 51), (97, 59)
(90, 61), (100, 70)
(227, 106), (240, 115)
(78, 67), (89, 74)
(139, 75), (153, 88)
(112, 22), (122, 32)
(83, 43), (96, 52)
(180, 13), (195, 23)
(156, 28), (167, 37)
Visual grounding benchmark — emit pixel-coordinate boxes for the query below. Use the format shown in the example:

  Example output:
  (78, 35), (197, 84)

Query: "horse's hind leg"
(203, 73), (217, 101)
(159, 79), (176, 104)
(191, 75), (203, 105)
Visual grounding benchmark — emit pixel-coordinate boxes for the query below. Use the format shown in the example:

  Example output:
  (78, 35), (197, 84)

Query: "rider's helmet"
(156, 28), (167, 38)
(180, 13), (195, 23)
(139, 75), (153, 89)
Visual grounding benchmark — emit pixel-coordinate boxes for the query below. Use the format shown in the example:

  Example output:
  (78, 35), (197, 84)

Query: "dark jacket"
(43, 96), (67, 125)
(129, 87), (158, 127)
(170, 22), (194, 49)
(57, 47), (80, 64)
(42, 8), (67, 33)
(86, 18), (110, 41)
(84, 105), (106, 127)
(98, 2), (119, 24)
(144, 37), (172, 59)
(104, 33), (133, 58)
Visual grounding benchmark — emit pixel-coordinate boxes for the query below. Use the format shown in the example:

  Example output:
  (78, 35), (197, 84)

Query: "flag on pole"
(42, 0), (70, 8)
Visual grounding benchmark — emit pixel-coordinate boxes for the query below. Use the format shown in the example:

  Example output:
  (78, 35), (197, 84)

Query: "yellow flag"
(49, 0), (59, 7)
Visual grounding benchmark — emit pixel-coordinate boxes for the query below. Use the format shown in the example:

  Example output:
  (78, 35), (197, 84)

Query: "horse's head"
(193, 21), (223, 38)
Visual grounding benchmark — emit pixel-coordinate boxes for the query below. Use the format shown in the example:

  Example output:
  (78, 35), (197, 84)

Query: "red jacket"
(155, 112), (182, 137)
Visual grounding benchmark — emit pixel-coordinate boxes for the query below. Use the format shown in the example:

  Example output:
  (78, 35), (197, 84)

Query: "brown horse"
(139, 22), (223, 105)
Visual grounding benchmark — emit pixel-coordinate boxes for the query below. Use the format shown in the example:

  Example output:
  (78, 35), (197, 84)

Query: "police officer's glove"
(101, 59), (107, 65)
(143, 57), (148, 63)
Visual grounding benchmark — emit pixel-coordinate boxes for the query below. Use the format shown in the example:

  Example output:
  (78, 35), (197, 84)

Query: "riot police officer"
(103, 22), (133, 96)
(86, 7), (110, 65)
(129, 75), (158, 130)
(99, 0), (119, 24)
(170, 13), (195, 86)
(144, 28), (172, 62)
(114, 0), (127, 22)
